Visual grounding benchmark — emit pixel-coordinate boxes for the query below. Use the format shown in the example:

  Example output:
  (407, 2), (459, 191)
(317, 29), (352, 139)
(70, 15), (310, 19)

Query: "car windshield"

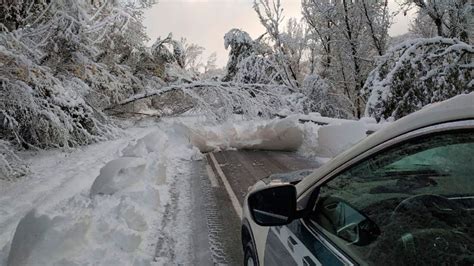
(344, 132), (474, 202)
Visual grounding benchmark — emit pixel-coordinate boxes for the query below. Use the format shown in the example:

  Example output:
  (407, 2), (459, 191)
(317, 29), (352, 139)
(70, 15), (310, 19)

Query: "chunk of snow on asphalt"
(182, 115), (388, 158)
(314, 121), (367, 157)
(184, 117), (304, 152)
(298, 122), (321, 157)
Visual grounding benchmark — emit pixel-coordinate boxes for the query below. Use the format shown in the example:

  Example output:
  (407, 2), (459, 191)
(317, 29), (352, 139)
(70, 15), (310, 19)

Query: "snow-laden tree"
(302, 74), (353, 118)
(302, 0), (335, 78)
(223, 29), (255, 81)
(223, 28), (285, 85)
(302, 0), (393, 117)
(0, 0), (51, 32)
(151, 34), (176, 65)
(0, 44), (118, 149)
(148, 35), (203, 82)
(280, 18), (307, 83)
(363, 37), (473, 121)
(180, 38), (205, 73)
(253, 0), (301, 88)
(358, 0), (391, 56)
(0, 0), (161, 161)
(232, 53), (281, 84)
(203, 52), (217, 74)
(402, 0), (471, 42)
(94, 2), (150, 66)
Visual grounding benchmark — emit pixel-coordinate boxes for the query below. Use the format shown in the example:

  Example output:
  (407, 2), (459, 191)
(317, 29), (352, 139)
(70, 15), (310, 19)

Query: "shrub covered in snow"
(0, 140), (27, 180)
(0, 44), (117, 149)
(363, 37), (473, 120)
(232, 53), (281, 84)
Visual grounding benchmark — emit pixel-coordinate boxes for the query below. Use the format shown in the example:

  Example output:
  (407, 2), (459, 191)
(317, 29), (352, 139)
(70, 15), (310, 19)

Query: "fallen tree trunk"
(103, 81), (280, 111)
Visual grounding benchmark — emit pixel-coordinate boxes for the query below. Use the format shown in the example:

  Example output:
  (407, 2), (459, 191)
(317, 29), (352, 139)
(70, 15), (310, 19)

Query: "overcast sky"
(143, 0), (415, 67)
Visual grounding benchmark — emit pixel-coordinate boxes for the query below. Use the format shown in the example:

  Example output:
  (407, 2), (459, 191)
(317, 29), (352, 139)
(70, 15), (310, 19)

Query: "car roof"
(296, 92), (474, 196)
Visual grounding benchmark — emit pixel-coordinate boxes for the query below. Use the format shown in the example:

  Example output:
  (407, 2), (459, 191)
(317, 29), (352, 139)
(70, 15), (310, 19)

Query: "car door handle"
(287, 236), (297, 252)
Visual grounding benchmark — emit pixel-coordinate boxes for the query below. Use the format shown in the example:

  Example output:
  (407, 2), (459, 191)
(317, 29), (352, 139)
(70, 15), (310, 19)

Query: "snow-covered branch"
(363, 37), (473, 120)
(104, 81), (305, 120)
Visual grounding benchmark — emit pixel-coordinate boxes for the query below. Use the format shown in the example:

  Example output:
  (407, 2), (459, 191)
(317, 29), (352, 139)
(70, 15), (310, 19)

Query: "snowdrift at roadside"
(6, 126), (202, 266)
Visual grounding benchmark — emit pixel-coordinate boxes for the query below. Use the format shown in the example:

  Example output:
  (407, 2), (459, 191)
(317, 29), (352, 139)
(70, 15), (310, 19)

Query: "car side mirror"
(248, 184), (297, 226)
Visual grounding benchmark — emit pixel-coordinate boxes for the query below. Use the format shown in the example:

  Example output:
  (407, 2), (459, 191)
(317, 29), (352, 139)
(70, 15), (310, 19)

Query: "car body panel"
(264, 220), (351, 266)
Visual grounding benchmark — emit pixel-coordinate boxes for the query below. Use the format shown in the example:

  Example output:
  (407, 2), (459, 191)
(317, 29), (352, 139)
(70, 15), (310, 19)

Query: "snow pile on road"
(182, 115), (388, 158)
(5, 125), (202, 266)
(313, 121), (366, 158)
(183, 116), (304, 152)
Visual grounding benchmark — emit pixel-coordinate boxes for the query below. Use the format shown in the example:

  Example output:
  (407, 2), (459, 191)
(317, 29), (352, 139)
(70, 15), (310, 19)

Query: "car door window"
(309, 130), (474, 265)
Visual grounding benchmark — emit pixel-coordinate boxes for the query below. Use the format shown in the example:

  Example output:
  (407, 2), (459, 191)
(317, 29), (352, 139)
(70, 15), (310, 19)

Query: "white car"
(241, 93), (474, 266)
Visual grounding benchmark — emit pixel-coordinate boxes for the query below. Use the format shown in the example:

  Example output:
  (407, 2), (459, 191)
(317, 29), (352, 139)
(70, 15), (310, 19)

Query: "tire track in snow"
(153, 157), (193, 264)
(195, 159), (229, 264)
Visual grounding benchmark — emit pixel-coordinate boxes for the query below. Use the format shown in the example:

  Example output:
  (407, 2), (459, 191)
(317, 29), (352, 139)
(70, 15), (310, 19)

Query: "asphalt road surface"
(191, 150), (321, 265)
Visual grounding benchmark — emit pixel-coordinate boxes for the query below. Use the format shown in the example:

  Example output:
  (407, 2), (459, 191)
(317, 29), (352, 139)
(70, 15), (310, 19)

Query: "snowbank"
(6, 126), (202, 266)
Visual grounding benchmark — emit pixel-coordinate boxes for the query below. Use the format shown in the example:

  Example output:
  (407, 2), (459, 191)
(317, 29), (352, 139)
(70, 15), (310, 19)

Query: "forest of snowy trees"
(0, 0), (472, 180)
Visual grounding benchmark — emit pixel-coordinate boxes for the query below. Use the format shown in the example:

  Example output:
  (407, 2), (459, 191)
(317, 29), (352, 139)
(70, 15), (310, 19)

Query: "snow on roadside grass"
(3, 123), (202, 266)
